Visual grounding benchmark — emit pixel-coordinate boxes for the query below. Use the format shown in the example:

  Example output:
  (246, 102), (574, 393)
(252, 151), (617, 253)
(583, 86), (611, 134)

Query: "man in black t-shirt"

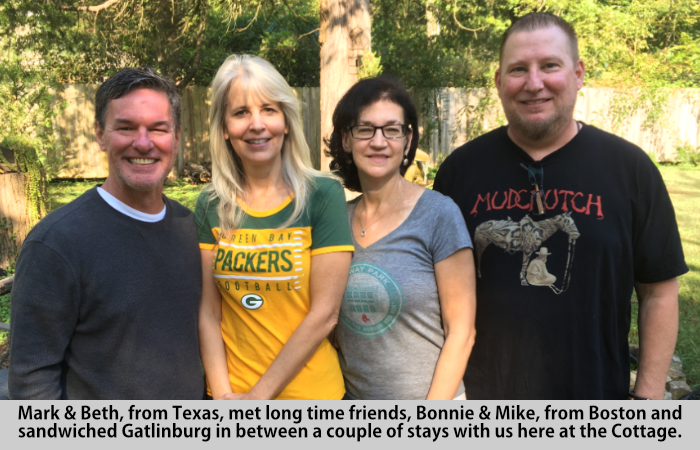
(434, 13), (687, 399)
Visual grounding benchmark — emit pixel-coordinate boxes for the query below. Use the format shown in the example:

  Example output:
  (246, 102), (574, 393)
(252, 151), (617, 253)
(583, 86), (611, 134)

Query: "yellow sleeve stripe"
(311, 245), (355, 256)
(199, 243), (216, 250)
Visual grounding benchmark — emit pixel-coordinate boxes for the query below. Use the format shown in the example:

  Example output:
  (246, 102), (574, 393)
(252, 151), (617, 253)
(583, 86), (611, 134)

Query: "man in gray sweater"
(8, 67), (204, 399)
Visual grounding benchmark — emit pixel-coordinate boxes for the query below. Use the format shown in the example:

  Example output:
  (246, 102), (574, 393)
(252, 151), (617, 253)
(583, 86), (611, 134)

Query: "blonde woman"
(196, 55), (353, 400)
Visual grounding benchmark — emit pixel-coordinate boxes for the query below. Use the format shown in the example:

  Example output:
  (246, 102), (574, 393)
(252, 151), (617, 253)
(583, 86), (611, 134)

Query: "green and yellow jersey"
(195, 176), (353, 400)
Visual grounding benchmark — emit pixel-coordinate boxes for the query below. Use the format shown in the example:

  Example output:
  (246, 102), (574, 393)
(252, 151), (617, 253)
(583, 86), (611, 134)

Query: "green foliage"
(358, 51), (383, 80)
(674, 141), (700, 166)
(0, 55), (59, 235)
(371, 0), (699, 90)
(1, 0), (320, 87)
(0, 57), (66, 179)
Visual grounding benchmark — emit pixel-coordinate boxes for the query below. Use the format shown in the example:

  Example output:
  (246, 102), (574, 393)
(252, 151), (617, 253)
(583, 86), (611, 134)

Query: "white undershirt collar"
(97, 187), (166, 222)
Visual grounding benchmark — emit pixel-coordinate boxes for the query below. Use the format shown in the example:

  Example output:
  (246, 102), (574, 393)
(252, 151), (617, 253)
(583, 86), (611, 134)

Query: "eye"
(383, 126), (403, 138)
(232, 109), (248, 117)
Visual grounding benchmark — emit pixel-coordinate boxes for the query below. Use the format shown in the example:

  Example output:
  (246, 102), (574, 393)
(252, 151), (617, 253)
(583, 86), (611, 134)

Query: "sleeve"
(8, 241), (80, 399)
(310, 178), (354, 256)
(632, 157), (688, 283)
(430, 194), (473, 264)
(195, 190), (218, 250)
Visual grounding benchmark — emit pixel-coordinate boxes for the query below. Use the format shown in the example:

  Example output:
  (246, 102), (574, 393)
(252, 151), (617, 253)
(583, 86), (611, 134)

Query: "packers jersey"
(195, 176), (353, 400)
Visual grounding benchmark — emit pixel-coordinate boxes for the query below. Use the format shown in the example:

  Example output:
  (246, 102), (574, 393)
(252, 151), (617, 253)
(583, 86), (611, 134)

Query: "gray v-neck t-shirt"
(337, 188), (473, 399)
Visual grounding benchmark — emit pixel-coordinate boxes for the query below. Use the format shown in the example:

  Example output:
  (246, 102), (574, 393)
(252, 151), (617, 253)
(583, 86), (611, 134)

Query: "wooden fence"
(52, 85), (700, 178)
(52, 84), (321, 178)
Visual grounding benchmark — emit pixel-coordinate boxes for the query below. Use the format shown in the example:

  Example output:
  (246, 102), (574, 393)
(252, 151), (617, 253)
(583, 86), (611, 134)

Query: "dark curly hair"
(324, 76), (419, 192)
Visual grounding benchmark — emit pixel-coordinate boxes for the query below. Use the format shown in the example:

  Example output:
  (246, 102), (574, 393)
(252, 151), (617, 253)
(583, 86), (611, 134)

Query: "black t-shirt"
(434, 125), (688, 399)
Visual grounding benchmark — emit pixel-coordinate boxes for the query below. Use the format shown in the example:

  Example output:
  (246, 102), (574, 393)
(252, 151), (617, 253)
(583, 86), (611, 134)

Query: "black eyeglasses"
(521, 163), (546, 219)
(348, 124), (410, 140)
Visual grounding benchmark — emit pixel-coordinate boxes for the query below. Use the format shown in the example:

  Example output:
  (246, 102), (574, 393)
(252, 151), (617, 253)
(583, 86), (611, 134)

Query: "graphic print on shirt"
(474, 212), (580, 294)
(340, 262), (405, 337)
(212, 228), (310, 304)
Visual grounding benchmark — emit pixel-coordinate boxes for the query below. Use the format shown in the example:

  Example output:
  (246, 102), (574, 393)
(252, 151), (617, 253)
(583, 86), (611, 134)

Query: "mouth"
(367, 154), (390, 161)
(128, 158), (157, 165)
(521, 99), (550, 106)
(246, 138), (271, 145)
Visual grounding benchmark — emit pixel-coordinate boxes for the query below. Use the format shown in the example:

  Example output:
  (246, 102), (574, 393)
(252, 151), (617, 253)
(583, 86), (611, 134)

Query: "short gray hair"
(95, 67), (181, 130)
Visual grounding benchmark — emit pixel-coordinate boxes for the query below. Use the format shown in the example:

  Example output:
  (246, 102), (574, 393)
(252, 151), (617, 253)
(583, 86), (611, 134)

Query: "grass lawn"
(49, 179), (205, 211)
(2, 169), (700, 390)
(629, 166), (700, 390)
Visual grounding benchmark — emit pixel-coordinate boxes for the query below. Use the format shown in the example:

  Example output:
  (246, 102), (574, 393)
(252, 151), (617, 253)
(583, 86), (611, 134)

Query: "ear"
(404, 128), (413, 156)
(575, 59), (585, 90)
(342, 129), (352, 153)
(494, 68), (501, 89)
(94, 121), (107, 152)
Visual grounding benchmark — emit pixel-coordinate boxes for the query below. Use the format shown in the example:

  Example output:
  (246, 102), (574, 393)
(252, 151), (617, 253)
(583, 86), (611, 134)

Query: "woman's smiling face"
(343, 99), (411, 183)
(224, 83), (288, 170)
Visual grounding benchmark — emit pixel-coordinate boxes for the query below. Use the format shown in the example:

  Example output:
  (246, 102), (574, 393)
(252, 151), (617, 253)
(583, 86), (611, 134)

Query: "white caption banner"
(0, 401), (697, 449)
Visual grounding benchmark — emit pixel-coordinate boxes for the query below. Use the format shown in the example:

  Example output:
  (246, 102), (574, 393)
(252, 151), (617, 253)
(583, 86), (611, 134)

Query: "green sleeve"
(195, 189), (219, 245)
(310, 177), (353, 251)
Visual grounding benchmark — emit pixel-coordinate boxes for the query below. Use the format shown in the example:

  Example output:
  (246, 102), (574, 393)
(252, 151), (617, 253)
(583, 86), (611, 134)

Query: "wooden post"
(0, 173), (31, 271)
(319, 0), (371, 171)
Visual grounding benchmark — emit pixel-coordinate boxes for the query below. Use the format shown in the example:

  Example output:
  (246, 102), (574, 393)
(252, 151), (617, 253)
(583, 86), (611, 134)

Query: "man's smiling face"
(495, 25), (584, 142)
(96, 88), (179, 198)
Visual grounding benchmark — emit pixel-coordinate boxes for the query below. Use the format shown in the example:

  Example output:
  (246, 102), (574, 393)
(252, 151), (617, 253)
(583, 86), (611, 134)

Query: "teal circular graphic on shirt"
(339, 262), (404, 337)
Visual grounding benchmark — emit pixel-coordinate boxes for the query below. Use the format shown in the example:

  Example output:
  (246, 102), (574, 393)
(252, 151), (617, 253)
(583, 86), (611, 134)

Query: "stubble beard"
(114, 159), (174, 192)
(506, 100), (576, 142)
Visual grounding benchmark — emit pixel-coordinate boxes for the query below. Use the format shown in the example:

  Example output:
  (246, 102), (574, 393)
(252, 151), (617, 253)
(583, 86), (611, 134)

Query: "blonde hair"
(208, 54), (321, 237)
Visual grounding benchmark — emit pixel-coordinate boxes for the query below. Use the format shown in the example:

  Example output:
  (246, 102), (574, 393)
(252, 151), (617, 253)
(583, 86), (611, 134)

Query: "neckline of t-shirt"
(503, 122), (588, 165)
(237, 193), (295, 217)
(350, 189), (428, 250)
(96, 186), (167, 222)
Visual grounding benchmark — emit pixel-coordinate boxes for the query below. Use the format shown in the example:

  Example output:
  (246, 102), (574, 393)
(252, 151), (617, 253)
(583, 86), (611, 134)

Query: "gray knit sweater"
(9, 187), (204, 399)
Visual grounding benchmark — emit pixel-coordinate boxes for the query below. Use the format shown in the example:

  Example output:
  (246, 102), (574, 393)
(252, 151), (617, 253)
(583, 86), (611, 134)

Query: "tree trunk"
(319, 0), (371, 171)
(426, 0), (440, 42)
(0, 173), (31, 271)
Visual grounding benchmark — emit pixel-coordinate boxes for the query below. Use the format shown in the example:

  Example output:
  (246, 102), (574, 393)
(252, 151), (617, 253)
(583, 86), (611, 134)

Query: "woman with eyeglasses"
(326, 77), (477, 400)
(196, 55), (353, 400)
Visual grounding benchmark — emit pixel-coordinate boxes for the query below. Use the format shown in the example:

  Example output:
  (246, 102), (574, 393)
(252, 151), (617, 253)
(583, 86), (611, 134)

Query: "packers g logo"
(241, 294), (264, 310)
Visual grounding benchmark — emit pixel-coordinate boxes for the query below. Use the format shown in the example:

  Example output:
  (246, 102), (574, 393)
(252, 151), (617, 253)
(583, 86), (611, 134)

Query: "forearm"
(634, 279), (679, 399)
(199, 312), (233, 399)
(426, 328), (475, 400)
(429, 248), (477, 400)
(245, 251), (350, 400)
(247, 309), (338, 400)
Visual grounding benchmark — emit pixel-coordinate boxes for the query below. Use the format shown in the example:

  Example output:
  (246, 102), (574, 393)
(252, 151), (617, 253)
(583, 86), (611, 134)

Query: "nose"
(524, 70), (544, 92)
(369, 128), (388, 148)
(133, 127), (154, 152)
(249, 111), (265, 132)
